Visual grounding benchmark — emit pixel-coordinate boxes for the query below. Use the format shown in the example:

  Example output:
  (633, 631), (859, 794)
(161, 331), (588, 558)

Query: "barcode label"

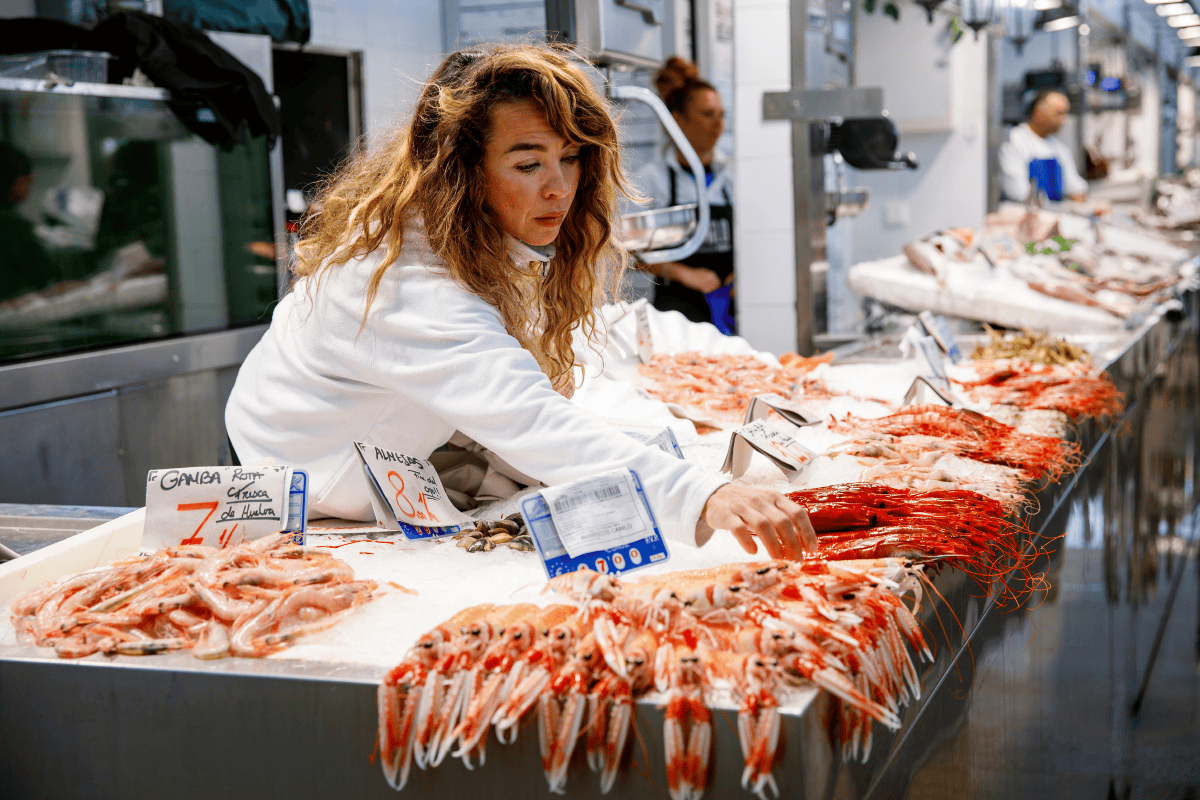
(551, 484), (623, 513)
(540, 469), (654, 559)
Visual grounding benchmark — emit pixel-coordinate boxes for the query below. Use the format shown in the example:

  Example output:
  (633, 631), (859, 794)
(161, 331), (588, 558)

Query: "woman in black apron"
(634, 57), (736, 333)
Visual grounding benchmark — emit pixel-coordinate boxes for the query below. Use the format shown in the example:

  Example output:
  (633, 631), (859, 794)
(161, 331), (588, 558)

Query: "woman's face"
(673, 88), (725, 156)
(482, 98), (581, 247)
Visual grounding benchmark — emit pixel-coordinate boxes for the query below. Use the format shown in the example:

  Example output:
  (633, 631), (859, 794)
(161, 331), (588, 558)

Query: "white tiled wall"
(732, 0), (797, 355)
(308, 0), (448, 140)
(839, 14), (989, 264)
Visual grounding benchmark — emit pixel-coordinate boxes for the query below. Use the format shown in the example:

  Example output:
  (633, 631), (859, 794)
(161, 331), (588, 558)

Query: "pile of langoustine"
(10, 532), (377, 659)
(636, 351), (832, 423)
(377, 484), (1044, 799)
(377, 559), (936, 800)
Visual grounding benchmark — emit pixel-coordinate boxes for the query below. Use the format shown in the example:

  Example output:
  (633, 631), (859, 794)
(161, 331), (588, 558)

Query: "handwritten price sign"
(721, 417), (818, 482)
(354, 442), (475, 539)
(144, 466), (306, 550)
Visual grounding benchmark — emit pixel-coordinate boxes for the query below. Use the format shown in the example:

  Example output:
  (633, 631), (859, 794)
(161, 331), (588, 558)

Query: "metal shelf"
(0, 77), (169, 101)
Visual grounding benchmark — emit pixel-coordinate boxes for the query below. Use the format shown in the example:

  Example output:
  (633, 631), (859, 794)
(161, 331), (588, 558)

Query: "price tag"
(903, 375), (956, 407)
(720, 417), (818, 481)
(743, 393), (821, 427)
(143, 466), (307, 550)
(634, 300), (654, 364)
(918, 311), (963, 363)
(354, 442), (475, 539)
(901, 325), (952, 393)
(624, 427), (685, 459)
(519, 468), (668, 578)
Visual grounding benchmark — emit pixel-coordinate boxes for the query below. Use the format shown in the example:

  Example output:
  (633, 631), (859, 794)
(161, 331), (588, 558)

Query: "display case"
(0, 79), (277, 363)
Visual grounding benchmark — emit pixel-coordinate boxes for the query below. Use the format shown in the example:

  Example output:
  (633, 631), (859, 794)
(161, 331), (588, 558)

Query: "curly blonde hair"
(293, 43), (632, 394)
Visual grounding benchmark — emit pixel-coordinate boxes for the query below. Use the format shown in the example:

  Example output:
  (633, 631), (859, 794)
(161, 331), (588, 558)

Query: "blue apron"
(1028, 157), (1064, 202)
(653, 167), (736, 335)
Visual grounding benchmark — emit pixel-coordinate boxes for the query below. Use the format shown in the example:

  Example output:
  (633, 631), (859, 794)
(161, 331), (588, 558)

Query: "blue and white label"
(520, 468), (668, 579)
(919, 311), (963, 363)
(284, 469), (308, 545)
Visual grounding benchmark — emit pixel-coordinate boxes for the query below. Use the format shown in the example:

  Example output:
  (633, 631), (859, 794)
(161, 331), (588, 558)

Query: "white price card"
(624, 427), (685, 459)
(743, 393), (821, 428)
(144, 466), (307, 550)
(354, 442), (475, 539)
(539, 468), (658, 559)
(901, 325), (951, 393)
(634, 300), (654, 364)
(720, 417), (818, 481)
(903, 375), (956, 407)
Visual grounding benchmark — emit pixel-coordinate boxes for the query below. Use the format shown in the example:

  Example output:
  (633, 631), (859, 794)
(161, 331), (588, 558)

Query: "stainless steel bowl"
(619, 203), (698, 252)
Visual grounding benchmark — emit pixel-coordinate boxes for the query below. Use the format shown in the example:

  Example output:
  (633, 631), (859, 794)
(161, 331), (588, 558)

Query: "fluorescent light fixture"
(1042, 13), (1081, 29)
(1186, 54), (1200, 66)
(1168, 13), (1200, 24)
(1145, 0), (1180, 4)
(1177, 25), (1200, 37)
(1157, 2), (1193, 14)
(1032, 0), (1062, 8)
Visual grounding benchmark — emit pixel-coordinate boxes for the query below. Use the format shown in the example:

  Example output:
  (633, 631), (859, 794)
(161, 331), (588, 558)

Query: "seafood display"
(832, 404), (1081, 484)
(378, 559), (938, 798)
(786, 484), (1046, 608)
(970, 327), (1091, 366)
(849, 205), (1190, 331)
(637, 352), (812, 422)
(9, 533), (377, 659)
(454, 515), (537, 552)
(823, 433), (1029, 511)
(956, 360), (1125, 421)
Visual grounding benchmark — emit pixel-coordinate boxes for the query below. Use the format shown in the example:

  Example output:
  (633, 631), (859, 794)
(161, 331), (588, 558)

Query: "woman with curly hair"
(226, 43), (813, 559)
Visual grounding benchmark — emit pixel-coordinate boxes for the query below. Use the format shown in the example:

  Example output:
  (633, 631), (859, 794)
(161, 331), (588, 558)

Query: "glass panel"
(457, 0), (548, 46)
(0, 87), (276, 363)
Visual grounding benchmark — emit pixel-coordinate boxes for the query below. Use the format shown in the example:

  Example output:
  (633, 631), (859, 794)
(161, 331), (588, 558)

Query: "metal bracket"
(615, 0), (660, 24)
(609, 84), (711, 264)
(762, 87), (884, 121)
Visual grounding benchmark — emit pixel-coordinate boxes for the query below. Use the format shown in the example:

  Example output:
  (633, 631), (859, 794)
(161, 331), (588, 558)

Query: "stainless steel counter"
(2, 298), (1197, 799)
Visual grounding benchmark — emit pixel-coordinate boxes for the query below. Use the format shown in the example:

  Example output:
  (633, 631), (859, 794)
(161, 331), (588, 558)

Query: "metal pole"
(790, 0), (815, 355)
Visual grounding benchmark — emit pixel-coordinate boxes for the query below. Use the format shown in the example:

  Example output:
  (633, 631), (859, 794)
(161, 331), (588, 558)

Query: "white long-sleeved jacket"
(225, 226), (729, 546)
(999, 123), (1088, 202)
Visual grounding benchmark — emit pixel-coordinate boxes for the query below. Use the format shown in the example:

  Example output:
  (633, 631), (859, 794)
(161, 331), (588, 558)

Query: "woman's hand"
(702, 484), (819, 561)
(664, 262), (722, 294)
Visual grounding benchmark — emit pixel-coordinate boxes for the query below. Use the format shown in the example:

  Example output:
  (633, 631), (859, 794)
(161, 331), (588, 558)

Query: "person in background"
(633, 56), (735, 333)
(999, 88), (1088, 204)
(0, 143), (54, 302)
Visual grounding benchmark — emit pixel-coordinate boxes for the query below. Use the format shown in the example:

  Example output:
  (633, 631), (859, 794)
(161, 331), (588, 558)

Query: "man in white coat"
(999, 89), (1088, 203)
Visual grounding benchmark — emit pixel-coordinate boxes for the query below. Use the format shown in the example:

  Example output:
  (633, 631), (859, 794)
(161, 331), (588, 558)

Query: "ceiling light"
(1156, 2), (1192, 14)
(1186, 54), (1200, 66)
(1177, 25), (1200, 37)
(1042, 13), (1081, 29)
(1145, 0), (1182, 5)
(1168, 13), (1200, 24)
(1032, 0), (1062, 8)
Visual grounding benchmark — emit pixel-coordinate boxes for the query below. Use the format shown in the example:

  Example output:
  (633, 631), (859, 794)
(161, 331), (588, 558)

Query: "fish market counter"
(2, 296), (1197, 800)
